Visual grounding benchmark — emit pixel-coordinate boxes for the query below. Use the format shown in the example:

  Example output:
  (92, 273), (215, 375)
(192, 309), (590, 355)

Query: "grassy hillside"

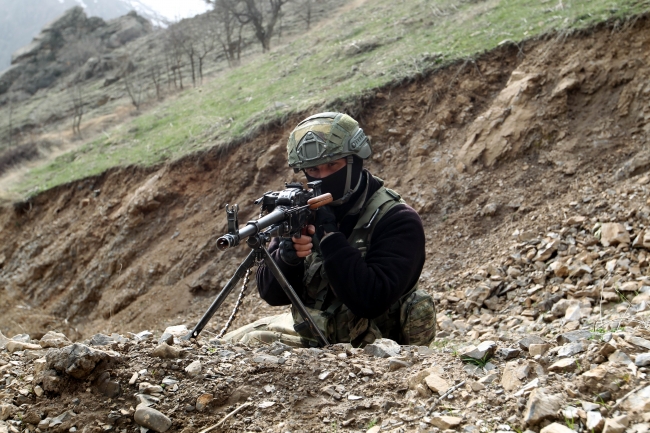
(13, 0), (650, 196)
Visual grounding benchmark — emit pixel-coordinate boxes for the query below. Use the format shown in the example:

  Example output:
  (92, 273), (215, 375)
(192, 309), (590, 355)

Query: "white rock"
(184, 360), (202, 378)
(540, 423), (577, 433)
(635, 353), (650, 366)
(621, 385), (650, 412)
(564, 304), (582, 322)
(587, 411), (604, 430)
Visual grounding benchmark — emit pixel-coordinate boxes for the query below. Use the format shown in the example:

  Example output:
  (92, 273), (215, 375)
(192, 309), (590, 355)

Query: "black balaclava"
(305, 156), (363, 205)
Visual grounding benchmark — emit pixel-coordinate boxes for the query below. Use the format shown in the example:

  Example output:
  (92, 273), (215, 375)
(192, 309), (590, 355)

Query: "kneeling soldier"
(224, 112), (435, 347)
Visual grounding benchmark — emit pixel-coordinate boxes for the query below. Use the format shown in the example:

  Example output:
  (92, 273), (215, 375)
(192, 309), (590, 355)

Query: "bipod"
(184, 233), (330, 347)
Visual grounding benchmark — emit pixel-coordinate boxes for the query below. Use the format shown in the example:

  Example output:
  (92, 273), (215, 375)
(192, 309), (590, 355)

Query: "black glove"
(278, 237), (302, 266)
(315, 205), (338, 240)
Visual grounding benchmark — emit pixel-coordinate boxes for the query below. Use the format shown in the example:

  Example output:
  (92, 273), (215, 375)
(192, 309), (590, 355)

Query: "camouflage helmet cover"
(287, 112), (371, 170)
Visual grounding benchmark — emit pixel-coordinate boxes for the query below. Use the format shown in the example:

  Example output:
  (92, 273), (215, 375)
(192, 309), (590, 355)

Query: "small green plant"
(431, 339), (449, 349)
(615, 288), (629, 304)
(330, 421), (338, 432)
(575, 359), (582, 371)
(366, 418), (378, 429)
(593, 395), (611, 410)
(461, 353), (491, 368)
(564, 415), (576, 430)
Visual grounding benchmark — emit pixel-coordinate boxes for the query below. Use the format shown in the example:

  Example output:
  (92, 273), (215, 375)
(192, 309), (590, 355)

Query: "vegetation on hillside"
(8, 0), (650, 197)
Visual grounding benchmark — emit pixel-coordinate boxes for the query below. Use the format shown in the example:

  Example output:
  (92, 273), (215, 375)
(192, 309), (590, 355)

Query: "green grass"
(11, 0), (650, 196)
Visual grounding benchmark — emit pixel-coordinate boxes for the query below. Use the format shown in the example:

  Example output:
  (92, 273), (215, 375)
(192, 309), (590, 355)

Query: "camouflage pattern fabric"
(287, 112), (371, 170)
(399, 289), (437, 346)
(221, 313), (314, 347)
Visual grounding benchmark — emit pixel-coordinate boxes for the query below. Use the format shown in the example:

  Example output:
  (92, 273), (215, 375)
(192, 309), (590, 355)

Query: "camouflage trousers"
(222, 313), (313, 348)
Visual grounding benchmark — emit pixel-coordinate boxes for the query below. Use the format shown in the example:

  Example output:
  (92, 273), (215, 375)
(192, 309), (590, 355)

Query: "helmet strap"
(330, 156), (361, 206)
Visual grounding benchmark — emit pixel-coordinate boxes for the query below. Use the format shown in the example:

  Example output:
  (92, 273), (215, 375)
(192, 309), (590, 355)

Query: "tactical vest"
(291, 176), (436, 347)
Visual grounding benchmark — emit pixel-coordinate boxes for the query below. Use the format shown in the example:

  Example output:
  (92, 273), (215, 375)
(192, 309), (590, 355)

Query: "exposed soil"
(1, 14), (650, 433)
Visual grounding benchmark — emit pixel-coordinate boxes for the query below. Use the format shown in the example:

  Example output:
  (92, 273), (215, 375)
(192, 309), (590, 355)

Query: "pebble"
(460, 341), (496, 360)
(134, 406), (172, 432)
(196, 394), (214, 412)
(39, 331), (71, 348)
(88, 333), (114, 346)
(635, 352), (650, 366)
(184, 360), (202, 378)
(429, 416), (463, 429)
(151, 343), (184, 359)
(518, 336), (547, 351)
(425, 374), (450, 394)
(523, 388), (562, 425)
(540, 423), (576, 433)
(388, 358), (412, 371)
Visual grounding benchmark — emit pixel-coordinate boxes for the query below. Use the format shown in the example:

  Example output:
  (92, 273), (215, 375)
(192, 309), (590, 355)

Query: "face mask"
(305, 158), (362, 204)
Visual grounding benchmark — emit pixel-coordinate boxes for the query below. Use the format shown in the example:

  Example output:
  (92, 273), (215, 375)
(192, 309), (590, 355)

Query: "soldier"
(223, 112), (435, 347)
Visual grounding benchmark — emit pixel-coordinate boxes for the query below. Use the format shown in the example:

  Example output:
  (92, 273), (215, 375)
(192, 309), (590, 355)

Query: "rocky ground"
(1, 12), (650, 433)
(2, 172), (650, 432)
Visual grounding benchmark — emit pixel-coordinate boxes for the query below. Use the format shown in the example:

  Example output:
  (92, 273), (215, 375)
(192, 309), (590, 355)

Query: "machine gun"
(186, 181), (332, 346)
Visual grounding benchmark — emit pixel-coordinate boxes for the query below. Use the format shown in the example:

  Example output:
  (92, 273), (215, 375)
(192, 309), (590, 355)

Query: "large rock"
(6, 340), (42, 352)
(632, 231), (650, 249)
(620, 385), (650, 413)
(46, 343), (119, 379)
(40, 331), (71, 348)
(518, 336), (547, 351)
(599, 223), (630, 247)
(0, 404), (17, 421)
(159, 325), (188, 344)
(0, 331), (8, 350)
(557, 330), (593, 345)
(548, 358), (577, 373)
(364, 339), (401, 358)
(501, 361), (523, 391)
(523, 388), (562, 425)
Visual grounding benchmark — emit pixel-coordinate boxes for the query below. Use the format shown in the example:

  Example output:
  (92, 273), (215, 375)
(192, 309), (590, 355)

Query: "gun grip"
(307, 193), (333, 209)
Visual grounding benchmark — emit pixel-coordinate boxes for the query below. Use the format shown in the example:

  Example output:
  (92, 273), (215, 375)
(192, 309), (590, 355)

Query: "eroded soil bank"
(1, 14), (650, 433)
(2, 17), (649, 339)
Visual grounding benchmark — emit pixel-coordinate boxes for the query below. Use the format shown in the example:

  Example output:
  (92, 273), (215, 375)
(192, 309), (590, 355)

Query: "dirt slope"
(0, 16), (649, 341)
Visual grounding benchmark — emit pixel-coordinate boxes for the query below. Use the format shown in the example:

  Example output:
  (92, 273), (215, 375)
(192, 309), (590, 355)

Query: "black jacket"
(256, 173), (426, 319)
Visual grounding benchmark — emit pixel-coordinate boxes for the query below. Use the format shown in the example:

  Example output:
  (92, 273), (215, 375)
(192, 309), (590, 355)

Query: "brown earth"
(1, 14), (650, 433)
(2, 16), (649, 340)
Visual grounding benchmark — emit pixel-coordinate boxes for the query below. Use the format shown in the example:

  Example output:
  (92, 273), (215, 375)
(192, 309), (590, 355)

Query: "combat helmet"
(287, 112), (371, 170)
(287, 112), (372, 204)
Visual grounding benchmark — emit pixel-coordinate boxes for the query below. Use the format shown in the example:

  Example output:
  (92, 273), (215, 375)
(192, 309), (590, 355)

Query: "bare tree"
(150, 65), (163, 100)
(194, 14), (219, 84)
(165, 31), (185, 90)
(69, 85), (83, 136)
(298, 0), (313, 30)
(8, 101), (13, 147)
(218, 0), (289, 53)
(122, 57), (145, 110)
(210, 0), (245, 67)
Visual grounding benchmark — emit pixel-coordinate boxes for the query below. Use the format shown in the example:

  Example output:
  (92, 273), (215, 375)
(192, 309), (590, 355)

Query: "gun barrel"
(216, 208), (287, 250)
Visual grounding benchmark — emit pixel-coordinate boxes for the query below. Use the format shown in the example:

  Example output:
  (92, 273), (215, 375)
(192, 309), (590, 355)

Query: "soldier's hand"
(292, 225), (315, 258)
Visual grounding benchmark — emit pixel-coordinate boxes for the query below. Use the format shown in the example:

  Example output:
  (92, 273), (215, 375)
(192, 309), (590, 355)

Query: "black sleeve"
(255, 237), (306, 306)
(318, 204), (425, 319)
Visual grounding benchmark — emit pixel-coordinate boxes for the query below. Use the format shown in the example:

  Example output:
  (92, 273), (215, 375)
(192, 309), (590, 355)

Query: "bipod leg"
(260, 246), (330, 347)
(185, 250), (257, 340)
